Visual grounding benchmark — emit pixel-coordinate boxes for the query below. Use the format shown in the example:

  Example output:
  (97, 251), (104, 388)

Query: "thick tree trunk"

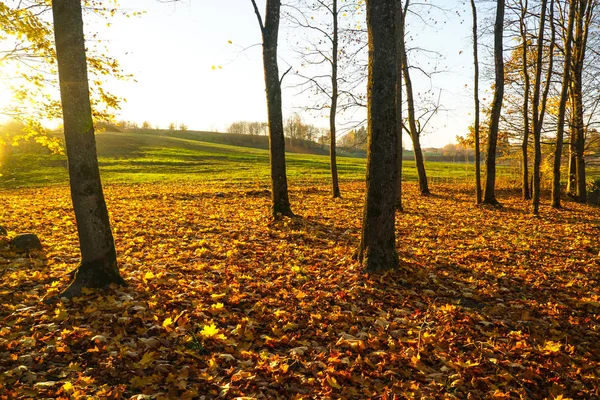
(483, 0), (505, 206)
(253, 0), (294, 217)
(519, 0), (531, 201)
(357, 0), (399, 273)
(470, 0), (482, 204)
(52, 0), (125, 297)
(401, 36), (429, 196)
(552, 0), (573, 208)
(329, 0), (341, 198)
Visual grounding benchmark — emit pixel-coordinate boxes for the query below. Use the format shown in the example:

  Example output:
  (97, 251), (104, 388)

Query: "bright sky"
(5, 0), (498, 148)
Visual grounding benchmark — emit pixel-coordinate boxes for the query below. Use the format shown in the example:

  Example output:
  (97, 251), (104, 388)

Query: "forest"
(1, 0), (600, 398)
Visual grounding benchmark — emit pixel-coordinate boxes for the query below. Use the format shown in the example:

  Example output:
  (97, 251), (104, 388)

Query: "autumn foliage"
(1, 182), (599, 398)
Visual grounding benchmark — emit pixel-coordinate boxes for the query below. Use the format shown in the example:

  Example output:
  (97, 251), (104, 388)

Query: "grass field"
(0, 130), (527, 189)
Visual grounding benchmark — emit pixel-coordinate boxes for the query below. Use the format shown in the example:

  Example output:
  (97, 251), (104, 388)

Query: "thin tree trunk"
(400, 25), (430, 196)
(251, 0), (294, 217)
(330, 0), (341, 198)
(552, 0), (574, 208)
(483, 0), (505, 206)
(574, 71), (587, 202)
(531, 0), (548, 215)
(567, 121), (577, 195)
(52, 0), (125, 298)
(519, 0), (531, 201)
(470, 0), (482, 204)
(395, 0), (406, 210)
(357, 0), (399, 273)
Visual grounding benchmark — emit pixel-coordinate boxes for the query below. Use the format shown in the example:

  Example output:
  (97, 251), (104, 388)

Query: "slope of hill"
(0, 130), (523, 189)
(0, 130), (370, 188)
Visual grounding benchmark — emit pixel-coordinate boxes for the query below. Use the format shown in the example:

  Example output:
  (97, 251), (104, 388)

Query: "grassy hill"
(1, 130), (517, 189)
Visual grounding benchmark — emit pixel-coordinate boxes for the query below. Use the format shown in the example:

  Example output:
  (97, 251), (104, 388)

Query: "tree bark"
(251, 0), (294, 217)
(357, 0), (399, 273)
(519, 0), (531, 201)
(483, 0), (505, 206)
(470, 0), (482, 205)
(552, 0), (574, 208)
(52, 0), (125, 298)
(330, 0), (341, 198)
(400, 22), (429, 196)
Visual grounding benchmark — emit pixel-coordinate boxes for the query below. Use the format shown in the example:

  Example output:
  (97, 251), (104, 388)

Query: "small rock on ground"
(11, 233), (42, 251)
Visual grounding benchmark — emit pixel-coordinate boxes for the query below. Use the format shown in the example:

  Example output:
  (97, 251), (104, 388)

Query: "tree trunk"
(552, 0), (574, 208)
(357, 0), (399, 273)
(330, 0), (341, 198)
(252, 0), (294, 217)
(52, 0), (125, 298)
(531, 0), (548, 215)
(519, 0), (531, 201)
(395, 1), (405, 210)
(571, 0), (594, 203)
(400, 30), (429, 196)
(483, 0), (505, 206)
(574, 70), (587, 202)
(470, 0), (482, 204)
(567, 122), (577, 196)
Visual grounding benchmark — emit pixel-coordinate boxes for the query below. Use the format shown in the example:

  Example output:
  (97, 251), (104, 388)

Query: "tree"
(356, 0), (399, 273)
(51, 0), (125, 297)
(399, 0), (429, 196)
(395, 0), (405, 210)
(568, 0), (596, 203)
(250, 0), (294, 217)
(286, 0), (345, 197)
(483, 0), (505, 205)
(0, 1), (128, 159)
(531, 0), (553, 215)
(470, 0), (482, 204)
(552, 0), (575, 208)
(517, 0), (532, 200)
(328, 0), (341, 198)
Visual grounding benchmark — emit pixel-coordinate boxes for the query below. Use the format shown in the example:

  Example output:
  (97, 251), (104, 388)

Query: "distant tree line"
(228, 113), (331, 149)
(95, 120), (189, 132)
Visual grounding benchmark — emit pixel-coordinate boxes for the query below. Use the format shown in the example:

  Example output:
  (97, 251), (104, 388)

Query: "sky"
(2, 0), (499, 148)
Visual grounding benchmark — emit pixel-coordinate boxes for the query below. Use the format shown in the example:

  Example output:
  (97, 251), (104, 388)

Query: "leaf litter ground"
(0, 182), (599, 399)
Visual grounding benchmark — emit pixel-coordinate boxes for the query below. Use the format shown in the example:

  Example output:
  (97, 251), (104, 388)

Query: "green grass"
(0, 130), (563, 189)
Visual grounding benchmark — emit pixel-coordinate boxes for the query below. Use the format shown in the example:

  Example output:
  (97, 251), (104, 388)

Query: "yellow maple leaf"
(144, 271), (155, 280)
(62, 381), (74, 393)
(282, 322), (298, 332)
(163, 317), (173, 330)
(539, 340), (562, 354)
(55, 307), (68, 321)
(199, 324), (227, 340)
(138, 351), (156, 368)
(326, 375), (342, 389)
